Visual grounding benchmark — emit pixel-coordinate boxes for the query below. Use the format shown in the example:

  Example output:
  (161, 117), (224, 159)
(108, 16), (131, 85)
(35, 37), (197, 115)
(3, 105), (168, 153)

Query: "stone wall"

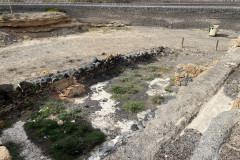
(0, 4), (240, 30)
(0, 46), (164, 116)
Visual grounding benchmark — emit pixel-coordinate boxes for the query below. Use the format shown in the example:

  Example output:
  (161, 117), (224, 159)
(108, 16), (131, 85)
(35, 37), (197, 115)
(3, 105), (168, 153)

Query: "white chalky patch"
(89, 82), (135, 134)
(0, 121), (51, 160)
(74, 95), (89, 104)
(147, 78), (170, 96)
(137, 109), (151, 120)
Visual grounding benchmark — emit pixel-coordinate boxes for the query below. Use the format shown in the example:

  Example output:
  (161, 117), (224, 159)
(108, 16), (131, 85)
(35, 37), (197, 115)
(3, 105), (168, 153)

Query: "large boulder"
(0, 146), (12, 160)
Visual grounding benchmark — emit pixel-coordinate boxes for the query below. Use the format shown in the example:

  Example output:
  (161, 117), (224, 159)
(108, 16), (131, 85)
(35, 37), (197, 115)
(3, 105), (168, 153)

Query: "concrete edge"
(190, 109), (240, 160)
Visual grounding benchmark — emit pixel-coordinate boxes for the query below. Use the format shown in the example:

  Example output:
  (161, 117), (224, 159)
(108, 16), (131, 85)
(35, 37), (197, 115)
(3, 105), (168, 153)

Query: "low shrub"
(151, 95), (166, 104)
(110, 84), (140, 94)
(118, 77), (129, 82)
(144, 73), (161, 81)
(123, 101), (144, 113)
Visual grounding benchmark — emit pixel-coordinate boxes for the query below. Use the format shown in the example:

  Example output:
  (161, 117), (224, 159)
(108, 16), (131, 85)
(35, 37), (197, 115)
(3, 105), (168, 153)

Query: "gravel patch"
(154, 129), (202, 160)
(191, 109), (240, 160)
(0, 121), (51, 160)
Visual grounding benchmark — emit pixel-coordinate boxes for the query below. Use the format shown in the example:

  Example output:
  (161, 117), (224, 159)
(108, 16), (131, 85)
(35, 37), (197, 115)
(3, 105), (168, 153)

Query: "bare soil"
(0, 26), (238, 84)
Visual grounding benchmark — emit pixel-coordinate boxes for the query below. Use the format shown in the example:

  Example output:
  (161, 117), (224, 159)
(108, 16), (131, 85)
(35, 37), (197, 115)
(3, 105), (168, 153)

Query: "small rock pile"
(0, 140), (12, 160)
(174, 61), (218, 86)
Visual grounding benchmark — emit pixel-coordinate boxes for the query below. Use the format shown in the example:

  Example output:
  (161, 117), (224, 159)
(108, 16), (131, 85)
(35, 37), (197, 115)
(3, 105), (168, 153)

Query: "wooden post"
(181, 38), (184, 48)
(8, 0), (13, 15)
(216, 40), (219, 51)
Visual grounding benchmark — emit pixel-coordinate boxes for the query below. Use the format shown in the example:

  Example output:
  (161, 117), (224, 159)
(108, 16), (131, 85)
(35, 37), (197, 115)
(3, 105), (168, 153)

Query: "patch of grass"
(1, 14), (11, 21)
(45, 8), (61, 12)
(30, 84), (38, 94)
(131, 71), (142, 77)
(123, 101), (144, 113)
(185, 53), (189, 56)
(59, 110), (81, 121)
(110, 84), (141, 94)
(7, 68), (17, 72)
(144, 73), (161, 81)
(151, 95), (167, 104)
(24, 119), (106, 160)
(174, 53), (178, 57)
(30, 100), (66, 121)
(164, 85), (173, 93)
(4, 142), (25, 160)
(118, 77), (129, 82)
(164, 79), (175, 93)
(23, 101), (41, 109)
(111, 94), (130, 102)
(13, 13), (21, 19)
(159, 66), (172, 73)
(146, 66), (159, 72)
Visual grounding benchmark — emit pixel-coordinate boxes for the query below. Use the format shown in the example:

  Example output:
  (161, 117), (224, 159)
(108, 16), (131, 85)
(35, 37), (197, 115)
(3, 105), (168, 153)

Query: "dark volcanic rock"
(19, 81), (33, 90)
(0, 84), (14, 92)
(131, 124), (139, 131)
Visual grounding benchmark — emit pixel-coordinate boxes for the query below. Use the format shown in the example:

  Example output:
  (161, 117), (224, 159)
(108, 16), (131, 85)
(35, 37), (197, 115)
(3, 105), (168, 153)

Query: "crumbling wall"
(174, 61), (218, 86)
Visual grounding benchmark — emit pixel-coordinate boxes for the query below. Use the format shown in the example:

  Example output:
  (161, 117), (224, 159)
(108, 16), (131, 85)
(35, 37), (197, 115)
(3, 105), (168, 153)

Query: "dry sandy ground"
(0, 26), (238, 84)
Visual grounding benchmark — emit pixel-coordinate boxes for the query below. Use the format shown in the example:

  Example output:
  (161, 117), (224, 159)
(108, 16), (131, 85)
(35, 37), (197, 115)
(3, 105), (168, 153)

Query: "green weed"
(159, 66), (172, 73)
(7, 68), (17, 72)
(151, 95), (167, 104)
(4, 142), (25, 160)
(144, 73), (161, 81)
(118, 78), (129, 82)
(123, 101), (144, 113)
(110, 84), (141, 94)
(146, 66), (159, 72)
(45, 8), (61, 12)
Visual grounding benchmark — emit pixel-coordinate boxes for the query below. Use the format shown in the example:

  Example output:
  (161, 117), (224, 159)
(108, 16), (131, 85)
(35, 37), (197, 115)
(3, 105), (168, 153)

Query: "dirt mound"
(0, 12), (71, 27)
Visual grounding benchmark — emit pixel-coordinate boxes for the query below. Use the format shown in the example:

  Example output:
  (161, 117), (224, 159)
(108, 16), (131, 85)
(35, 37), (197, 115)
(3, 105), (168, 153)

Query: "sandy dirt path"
(0, 26), (238, 84)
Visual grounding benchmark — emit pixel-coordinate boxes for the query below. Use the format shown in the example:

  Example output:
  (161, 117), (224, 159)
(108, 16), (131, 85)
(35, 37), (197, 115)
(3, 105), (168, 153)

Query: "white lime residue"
(0, 121), (51, 160)
(89, 81), (135, 134)
(137, 109), (151, 120)
(74, 95), (89, 104)
(147, 78), (170, 96)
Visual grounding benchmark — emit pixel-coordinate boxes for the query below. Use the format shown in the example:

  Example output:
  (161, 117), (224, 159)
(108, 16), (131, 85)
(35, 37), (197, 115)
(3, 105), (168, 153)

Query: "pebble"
(131, 124), (139, 131)
(57, 120), (63, 126)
